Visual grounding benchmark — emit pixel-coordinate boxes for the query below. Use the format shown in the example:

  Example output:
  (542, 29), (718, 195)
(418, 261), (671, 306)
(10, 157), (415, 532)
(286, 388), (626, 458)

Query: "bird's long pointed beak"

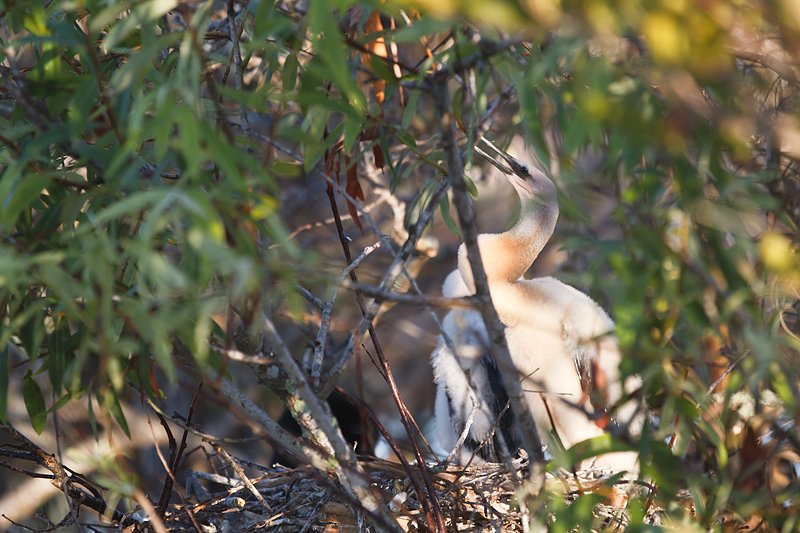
(476, 136), (554, 201)
(477, 137), (532, 181)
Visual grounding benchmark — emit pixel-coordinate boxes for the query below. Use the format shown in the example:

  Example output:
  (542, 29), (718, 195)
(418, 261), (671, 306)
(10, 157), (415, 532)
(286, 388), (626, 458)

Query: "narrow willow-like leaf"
(22, 370), (47, 434)
(106, 387), (131, 438)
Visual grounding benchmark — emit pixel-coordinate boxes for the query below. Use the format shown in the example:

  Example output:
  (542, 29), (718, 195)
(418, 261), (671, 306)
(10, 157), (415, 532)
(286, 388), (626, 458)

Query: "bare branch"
(431, 80), (547, 493)
(311, 240), (385, 384)
(258, 315), (398, 528)
(318, 168), (446, 531)
(211, 443), (272, 513)
(342, 281), (477, 308)
(0, 423), (125, 524)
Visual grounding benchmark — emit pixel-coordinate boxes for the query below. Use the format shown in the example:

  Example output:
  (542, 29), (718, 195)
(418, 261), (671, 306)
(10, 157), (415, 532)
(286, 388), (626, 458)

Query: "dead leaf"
(344, 153), (365, 232)
(739, 424), (768, 491)
(363, 11), (388, 104)
(148, 366), (162, 398)
(372, 143), (386, 169)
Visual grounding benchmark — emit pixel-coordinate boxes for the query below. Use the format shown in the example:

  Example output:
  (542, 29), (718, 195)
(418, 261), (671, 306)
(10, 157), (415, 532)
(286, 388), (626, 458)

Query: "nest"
(155, 458), (661, 532)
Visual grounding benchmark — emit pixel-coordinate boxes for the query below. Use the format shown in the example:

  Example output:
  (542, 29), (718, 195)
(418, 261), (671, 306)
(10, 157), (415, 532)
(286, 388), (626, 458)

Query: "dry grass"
(160, 458), (666, 532)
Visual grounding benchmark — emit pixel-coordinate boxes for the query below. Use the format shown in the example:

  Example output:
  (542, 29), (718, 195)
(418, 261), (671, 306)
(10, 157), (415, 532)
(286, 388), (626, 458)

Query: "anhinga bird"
(431, 141), (641, 474)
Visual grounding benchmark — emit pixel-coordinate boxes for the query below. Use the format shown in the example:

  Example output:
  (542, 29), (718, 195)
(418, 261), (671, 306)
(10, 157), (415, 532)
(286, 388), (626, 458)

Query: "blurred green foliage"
(1, 0), (799, 529)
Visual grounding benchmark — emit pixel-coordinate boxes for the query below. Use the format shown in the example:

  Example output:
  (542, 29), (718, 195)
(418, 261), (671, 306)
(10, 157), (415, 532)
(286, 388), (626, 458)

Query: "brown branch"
(429, 38), (524, 83)
(732, 48), (800, 89)
(331, 176), (450, 385)
(155, 413), (178, 516)
(155, 383), (202, 524)
(311, 239), (385, 384)
(225, 0), (251, 135)
(343, 34), (419, 75)
(342, 281), (478, 308)
(431, 80), (547, 494)
(318, 160), (446, 530)
(257, 317), (402, 530)
(146, 391), (403, 533)
(211, 443), (272, 513)
(0, 423), (125, 524)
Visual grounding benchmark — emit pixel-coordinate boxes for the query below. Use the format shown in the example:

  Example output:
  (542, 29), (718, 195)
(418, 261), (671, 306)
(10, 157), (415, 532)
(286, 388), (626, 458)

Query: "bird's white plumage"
(432, 272), (493, 464)
(431, 155), (641, 474)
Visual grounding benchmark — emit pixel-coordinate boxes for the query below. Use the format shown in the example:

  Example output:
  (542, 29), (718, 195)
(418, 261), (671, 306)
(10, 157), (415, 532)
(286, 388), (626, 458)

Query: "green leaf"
(269, 160), (303, 178)
(343, 113), (363, 152)
(19, 307), (46, 363)
(553, 433), (634, 469)
(464, 175), (478, 198)
(89, 190), (164, 226)
(101, 0), (178, 52)
(177, 106), (201, 178)
(107, 387), (131, 438)
(0, 174), (51, 229)
(283, 53), (299, 92)
(401, 89), (420, 130)
(296, 91), (362, 121)
(110, 33), (181, 92)
(390, 18), (451, 44)
(394, 129), (417, 149)
(305, 1), (364, 112)
(46, 319), (72, 393)
(439, 194), (461, 238)
(22, 370), (47, 434)
(201, 124), (246, 184)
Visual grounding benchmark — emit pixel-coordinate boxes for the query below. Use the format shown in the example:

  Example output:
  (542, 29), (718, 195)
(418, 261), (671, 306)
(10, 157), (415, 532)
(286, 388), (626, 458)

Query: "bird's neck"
(458, 201), (559, 288)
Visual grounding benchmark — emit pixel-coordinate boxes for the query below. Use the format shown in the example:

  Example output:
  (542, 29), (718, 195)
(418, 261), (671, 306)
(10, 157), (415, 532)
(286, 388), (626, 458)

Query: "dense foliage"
(1, 0), (799, 530)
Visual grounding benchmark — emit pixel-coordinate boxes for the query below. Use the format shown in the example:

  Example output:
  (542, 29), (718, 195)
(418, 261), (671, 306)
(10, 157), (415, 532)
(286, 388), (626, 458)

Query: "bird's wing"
(524, 277), (633, 417)
(479, 353), (518, 459)
(433, 274), (522, 461)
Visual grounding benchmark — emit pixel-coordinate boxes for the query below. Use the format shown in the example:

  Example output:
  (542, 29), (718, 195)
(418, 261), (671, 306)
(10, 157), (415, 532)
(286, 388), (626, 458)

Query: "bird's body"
(432, 151), (640, 473)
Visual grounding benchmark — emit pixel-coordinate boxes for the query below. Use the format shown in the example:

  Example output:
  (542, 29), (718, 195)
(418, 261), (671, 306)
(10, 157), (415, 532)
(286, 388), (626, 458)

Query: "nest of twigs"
(155, 458), (660, 532)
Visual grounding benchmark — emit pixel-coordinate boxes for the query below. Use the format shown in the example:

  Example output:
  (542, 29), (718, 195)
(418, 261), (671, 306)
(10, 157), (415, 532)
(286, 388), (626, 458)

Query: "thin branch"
(295, 284), (326, 311)
(342, 281), (477, 308)
(146, 387), (402, 533)
(0, 423), (125, 524)
(311, 240), (385, 383)
(444, 405), (476, 465)
(154, 385), (203, 532)
(286, 195), (390, 243)
(343, 33), (419, 75)
(706, 353), (746, 396)
(258, 315), (398, 528)
(226, 0), (251, 135)
(732, 48), (800, 89)
(431, 80), (547, 494)
(429, 38), (524, 83)
(333, 386), (432, 517)
(218, 346), (280, 365)
(320, 172), (446, 532)
(330, 178), (450, 384)
(211, 443), (272, 513)
(133, 490), (169, 533)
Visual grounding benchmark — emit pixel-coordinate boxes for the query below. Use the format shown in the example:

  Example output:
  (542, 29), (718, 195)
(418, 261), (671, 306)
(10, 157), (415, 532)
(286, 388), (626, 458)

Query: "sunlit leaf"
(106, 387), (131, 438)
(102, 0), (178, 52)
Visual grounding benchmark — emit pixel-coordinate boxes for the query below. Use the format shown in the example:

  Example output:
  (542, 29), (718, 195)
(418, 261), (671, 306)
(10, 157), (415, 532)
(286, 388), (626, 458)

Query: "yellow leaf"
(643, 12), (688, 65)
(759, 232), (797, 273)
(521, 0), (561, 27)
(779, 0), (800, 30)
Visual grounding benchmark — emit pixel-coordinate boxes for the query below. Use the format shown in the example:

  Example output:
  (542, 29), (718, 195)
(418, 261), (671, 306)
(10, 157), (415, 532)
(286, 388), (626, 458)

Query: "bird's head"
(504, 162), (558, 213)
